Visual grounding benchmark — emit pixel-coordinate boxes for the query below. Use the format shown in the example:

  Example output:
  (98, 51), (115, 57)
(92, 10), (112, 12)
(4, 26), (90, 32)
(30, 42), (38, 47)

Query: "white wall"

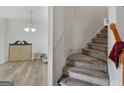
(0, 19), (7, 64)
(5, 19), (48, 60)
(116, 7), (124, 85)
(64, 6), (108, 57)
(0, 7), (48, 63)
(117, 7), (124, 41)
(108, 6), (119, 86)
(53, 6), (66, 85)
(108, 6), (124, 86)
(64, 7), (74, 57)
(70, 6), (108, 53)
(53, 6), (108, 85)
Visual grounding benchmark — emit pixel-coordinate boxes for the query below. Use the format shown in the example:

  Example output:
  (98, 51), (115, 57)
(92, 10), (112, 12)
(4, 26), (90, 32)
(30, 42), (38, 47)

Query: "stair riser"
(101, 30), (107, 34)
(82, 50), (107, 61)
(68, 71), (109, 86)
(59, 83), (67, 86)
(97, 34), (107, 38)
(92, 39), (107, 44)
(88, 45), (107, 52)
(67, 61), (107, 72)
(59, 77), (98, 86)
(59, 82), (92, 86)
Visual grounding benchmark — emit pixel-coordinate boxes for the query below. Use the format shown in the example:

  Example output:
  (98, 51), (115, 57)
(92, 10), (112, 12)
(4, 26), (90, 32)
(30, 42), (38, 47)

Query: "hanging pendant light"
(24, 11), (36, 32)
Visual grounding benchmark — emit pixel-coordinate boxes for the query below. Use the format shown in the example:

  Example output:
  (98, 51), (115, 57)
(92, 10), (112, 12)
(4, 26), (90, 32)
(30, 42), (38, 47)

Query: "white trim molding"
(48, 6), (53, 86)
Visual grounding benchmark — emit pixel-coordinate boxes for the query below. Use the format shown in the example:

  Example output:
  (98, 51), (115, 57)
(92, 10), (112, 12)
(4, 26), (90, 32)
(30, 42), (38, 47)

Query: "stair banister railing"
(110, 23), (124, 85)
(110, 23), (121, 42)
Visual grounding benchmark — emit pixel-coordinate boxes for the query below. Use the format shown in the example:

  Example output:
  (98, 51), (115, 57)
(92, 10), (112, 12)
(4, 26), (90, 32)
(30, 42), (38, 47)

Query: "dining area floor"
(0, 60), (48, 86)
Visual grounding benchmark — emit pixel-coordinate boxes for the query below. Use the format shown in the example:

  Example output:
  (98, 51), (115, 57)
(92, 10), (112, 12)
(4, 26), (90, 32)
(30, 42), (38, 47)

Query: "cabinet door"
(9, 45), (32, 61)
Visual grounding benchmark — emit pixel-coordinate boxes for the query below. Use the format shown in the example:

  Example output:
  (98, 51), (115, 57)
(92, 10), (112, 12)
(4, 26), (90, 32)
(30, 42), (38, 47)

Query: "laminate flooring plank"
(0, 60), (48, 86)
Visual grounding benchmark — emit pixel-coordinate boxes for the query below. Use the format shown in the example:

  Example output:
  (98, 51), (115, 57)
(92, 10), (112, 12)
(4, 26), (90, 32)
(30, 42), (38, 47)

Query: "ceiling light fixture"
(24, 11), (36, 32)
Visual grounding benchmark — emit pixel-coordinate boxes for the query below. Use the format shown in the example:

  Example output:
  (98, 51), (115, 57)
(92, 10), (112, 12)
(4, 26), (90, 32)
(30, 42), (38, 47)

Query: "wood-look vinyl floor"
(0, 60), (48, 86)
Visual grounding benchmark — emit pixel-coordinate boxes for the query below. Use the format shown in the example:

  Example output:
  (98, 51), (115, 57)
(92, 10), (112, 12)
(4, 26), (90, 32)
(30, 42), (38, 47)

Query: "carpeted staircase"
(58, 26), (109, 86)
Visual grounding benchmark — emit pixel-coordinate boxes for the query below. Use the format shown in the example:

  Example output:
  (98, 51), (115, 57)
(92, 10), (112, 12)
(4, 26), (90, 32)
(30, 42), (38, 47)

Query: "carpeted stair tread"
(88, 43), (107, 48)
(67, 53), (107, 72)
(92, 38), (107, 44)
(88, 43), (107, 52)
(97, 33), (107, 38)
(82, 48), (106, 55)
(66, 66), (108, 79)
(59, 76), (98, 86)
(65, 66), (109, 85)
(82, 48), (107, 61)
(68, 53), (106, 64)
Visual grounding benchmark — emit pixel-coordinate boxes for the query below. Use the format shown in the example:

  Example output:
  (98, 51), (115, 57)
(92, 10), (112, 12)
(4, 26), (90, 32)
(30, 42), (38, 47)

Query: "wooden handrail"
(110, 23), (121, 42)
(109, 23), (124, 85)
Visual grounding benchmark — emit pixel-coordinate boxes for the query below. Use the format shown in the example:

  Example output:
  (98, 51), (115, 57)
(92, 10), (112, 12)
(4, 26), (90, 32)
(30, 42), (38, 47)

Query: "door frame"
(48, 6), (53, 86)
